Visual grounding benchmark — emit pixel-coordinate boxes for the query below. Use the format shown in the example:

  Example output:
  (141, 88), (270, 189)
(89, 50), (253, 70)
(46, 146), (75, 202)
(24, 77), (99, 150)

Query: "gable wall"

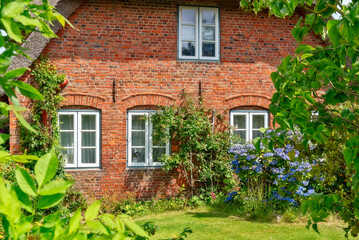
(10, 0), (323, 199)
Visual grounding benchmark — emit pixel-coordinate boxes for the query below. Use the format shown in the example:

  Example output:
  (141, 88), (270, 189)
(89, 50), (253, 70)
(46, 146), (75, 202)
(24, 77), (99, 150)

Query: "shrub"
(227, 130), (323, 208)
(151, 92), (235, 195)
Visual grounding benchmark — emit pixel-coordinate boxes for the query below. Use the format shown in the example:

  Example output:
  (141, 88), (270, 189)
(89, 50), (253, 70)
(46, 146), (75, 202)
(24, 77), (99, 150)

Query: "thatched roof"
(8, 0), (84, 71)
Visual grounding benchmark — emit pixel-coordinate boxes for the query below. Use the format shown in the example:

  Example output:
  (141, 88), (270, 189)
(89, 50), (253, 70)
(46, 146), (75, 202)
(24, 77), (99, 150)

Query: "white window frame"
(127, 110), (170, 168)
(58, 110), (101, 168)
(178, 6), (220, 61)
(230, 110), (269, 142)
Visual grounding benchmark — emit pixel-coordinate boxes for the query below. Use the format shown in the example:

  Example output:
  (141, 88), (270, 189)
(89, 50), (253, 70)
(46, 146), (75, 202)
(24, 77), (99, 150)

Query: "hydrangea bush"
(227, 130), (323, 207)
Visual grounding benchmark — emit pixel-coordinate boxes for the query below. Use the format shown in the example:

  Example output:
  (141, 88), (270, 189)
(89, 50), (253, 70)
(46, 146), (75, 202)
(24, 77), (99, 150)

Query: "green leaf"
(35, 147), (58, 188)
(302, 200), (309, 215)
(0, 18), (23, 43)
(122, 217), (149, 237)
(3, 68), (28, 80)
(0, 151), (11, 162)
(13, 109), (36, 132)
(2, 86), (20, 106)
(0, 134), (9, 145)
(39, 20), (57, 38)
(318, 210), (330, 219)
(311, 81), (321, 89)
(87, 220), (111, 235)
(324, 195), (333, 210)
(327, 20), (340, 47)
(100, 213), (116, 229)
(312, 223), (319, 233)
(253, 137), (261, 152)
(43, 212), (60, 228)
(36, 193), (64, 209)
(295, 44), (315, 54)
(69, 208), (82, 235)
(14, 186), (33, 213)
(303, 92), (316, 104)
(13, 15), (39, 27)
(1, 2), (26, 18)
(11, 154), (38, 163)
(301, 53), (313, 60)
(38, 180), (73, 196)
(15, 167), (37, 196)
(259, 127), (267, 133)
(85, 200), (102, 221)
(12, 81), (44, 100)
(343, 148), (354, 165)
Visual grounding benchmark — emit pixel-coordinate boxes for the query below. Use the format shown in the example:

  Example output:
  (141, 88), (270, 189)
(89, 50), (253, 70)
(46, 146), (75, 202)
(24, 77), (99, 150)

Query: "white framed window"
(58, 110), (101, 168)
(178, 6), (220, 61)
(230, 110), (269, 142)
(127, 110), (170, 168)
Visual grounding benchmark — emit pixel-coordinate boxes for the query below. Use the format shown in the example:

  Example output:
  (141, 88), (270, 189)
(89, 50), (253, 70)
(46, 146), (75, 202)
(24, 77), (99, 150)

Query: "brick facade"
(10, 0), (323, 199)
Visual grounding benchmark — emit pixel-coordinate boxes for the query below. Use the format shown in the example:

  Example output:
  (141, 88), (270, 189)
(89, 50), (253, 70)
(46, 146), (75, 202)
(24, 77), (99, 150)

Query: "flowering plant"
(227, 130), (323, 206)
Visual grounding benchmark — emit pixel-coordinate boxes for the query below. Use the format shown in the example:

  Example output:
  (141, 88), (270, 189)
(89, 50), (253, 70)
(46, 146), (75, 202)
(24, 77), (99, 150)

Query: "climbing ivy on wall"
(19, 56), (66, 173)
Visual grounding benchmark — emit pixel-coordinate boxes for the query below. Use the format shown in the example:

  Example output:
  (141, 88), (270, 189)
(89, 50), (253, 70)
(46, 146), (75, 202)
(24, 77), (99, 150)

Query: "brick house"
(9, 0), (323, 199)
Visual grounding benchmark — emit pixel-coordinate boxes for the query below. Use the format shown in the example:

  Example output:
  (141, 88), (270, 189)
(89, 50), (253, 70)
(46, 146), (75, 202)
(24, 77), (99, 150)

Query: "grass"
(135, 207), (353, 240)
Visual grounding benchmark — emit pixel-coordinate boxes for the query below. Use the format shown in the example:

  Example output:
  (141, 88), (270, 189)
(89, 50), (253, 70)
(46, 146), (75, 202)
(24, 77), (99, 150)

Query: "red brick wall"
(10, 0), (323, 199)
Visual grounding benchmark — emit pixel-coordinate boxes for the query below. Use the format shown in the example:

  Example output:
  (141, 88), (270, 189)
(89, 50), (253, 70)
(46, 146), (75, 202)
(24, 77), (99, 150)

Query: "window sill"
(65, 168), (103, 172)
(177, 58), (220, 63)
(126, 166), (164, 171)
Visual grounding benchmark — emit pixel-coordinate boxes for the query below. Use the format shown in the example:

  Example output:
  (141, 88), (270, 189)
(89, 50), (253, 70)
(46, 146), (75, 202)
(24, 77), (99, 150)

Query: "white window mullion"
(74, 113), (78, 168)
(148, 117), (153, 166)
(145, 113), (150, 166)
(248, 113), (253, 142)
(78, 113), (82, 168)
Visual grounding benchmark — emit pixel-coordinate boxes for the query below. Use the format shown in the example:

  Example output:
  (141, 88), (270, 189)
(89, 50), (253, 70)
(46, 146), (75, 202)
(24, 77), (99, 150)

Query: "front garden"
(1, 0), (359, 239)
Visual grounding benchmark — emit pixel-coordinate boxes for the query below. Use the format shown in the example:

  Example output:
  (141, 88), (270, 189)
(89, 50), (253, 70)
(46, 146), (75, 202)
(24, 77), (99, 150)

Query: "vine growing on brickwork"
(19, 56), (66, 174)
(151, 92), (236, 196)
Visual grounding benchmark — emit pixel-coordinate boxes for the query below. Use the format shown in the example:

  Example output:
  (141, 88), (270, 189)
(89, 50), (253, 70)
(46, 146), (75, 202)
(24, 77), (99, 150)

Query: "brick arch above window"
(122, 93), (176, 109)
(61, 94), (106, 109)
(225, 94), (271, 110)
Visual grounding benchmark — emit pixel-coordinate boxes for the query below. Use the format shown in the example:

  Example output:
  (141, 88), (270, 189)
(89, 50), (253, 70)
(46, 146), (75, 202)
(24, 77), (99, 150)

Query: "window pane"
(182, 26), (195, 41)
(132, 148), (145, 163)
(202, 42), (215, 57)
(59, 115), (74, 130)
(82, 132), (96, 147)
(252, 115), (265, 129)
(153, 148), (166, 162)
(202, 26), (215, 41)
(234, 130), (246, 140)
(132, 115), (145, 130)
(60, 132), (74, 147)
(62, 148), (74, 165)
(202, 10), (215, 24)
(182, 42), (195, 56)
(81, 148), (96, 163)
(82, 115), (96, 130)
(132, 132), (145, 146)
(153, 138), (166, 147)
(252, 130), (263, 139)
(182, 8), (195, 24)
(233, 115), (246, 129)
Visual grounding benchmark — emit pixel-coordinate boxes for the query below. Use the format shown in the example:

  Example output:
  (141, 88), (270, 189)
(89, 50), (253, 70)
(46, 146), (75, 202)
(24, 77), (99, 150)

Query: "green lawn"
(135, 208), (353, 240)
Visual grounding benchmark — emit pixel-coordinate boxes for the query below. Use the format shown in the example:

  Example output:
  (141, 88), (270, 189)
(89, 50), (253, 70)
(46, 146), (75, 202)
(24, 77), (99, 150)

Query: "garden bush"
(227, 130), (324, 209)
(151, 92), (236, 196)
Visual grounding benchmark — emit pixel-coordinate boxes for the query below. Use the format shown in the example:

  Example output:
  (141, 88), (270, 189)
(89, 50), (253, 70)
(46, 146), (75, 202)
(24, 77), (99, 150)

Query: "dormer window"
(178, 6), (220, 61)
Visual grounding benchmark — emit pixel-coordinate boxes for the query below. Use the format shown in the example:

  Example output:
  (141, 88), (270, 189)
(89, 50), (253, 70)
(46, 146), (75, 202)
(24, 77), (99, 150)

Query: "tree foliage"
(240, 0), (359, 237)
